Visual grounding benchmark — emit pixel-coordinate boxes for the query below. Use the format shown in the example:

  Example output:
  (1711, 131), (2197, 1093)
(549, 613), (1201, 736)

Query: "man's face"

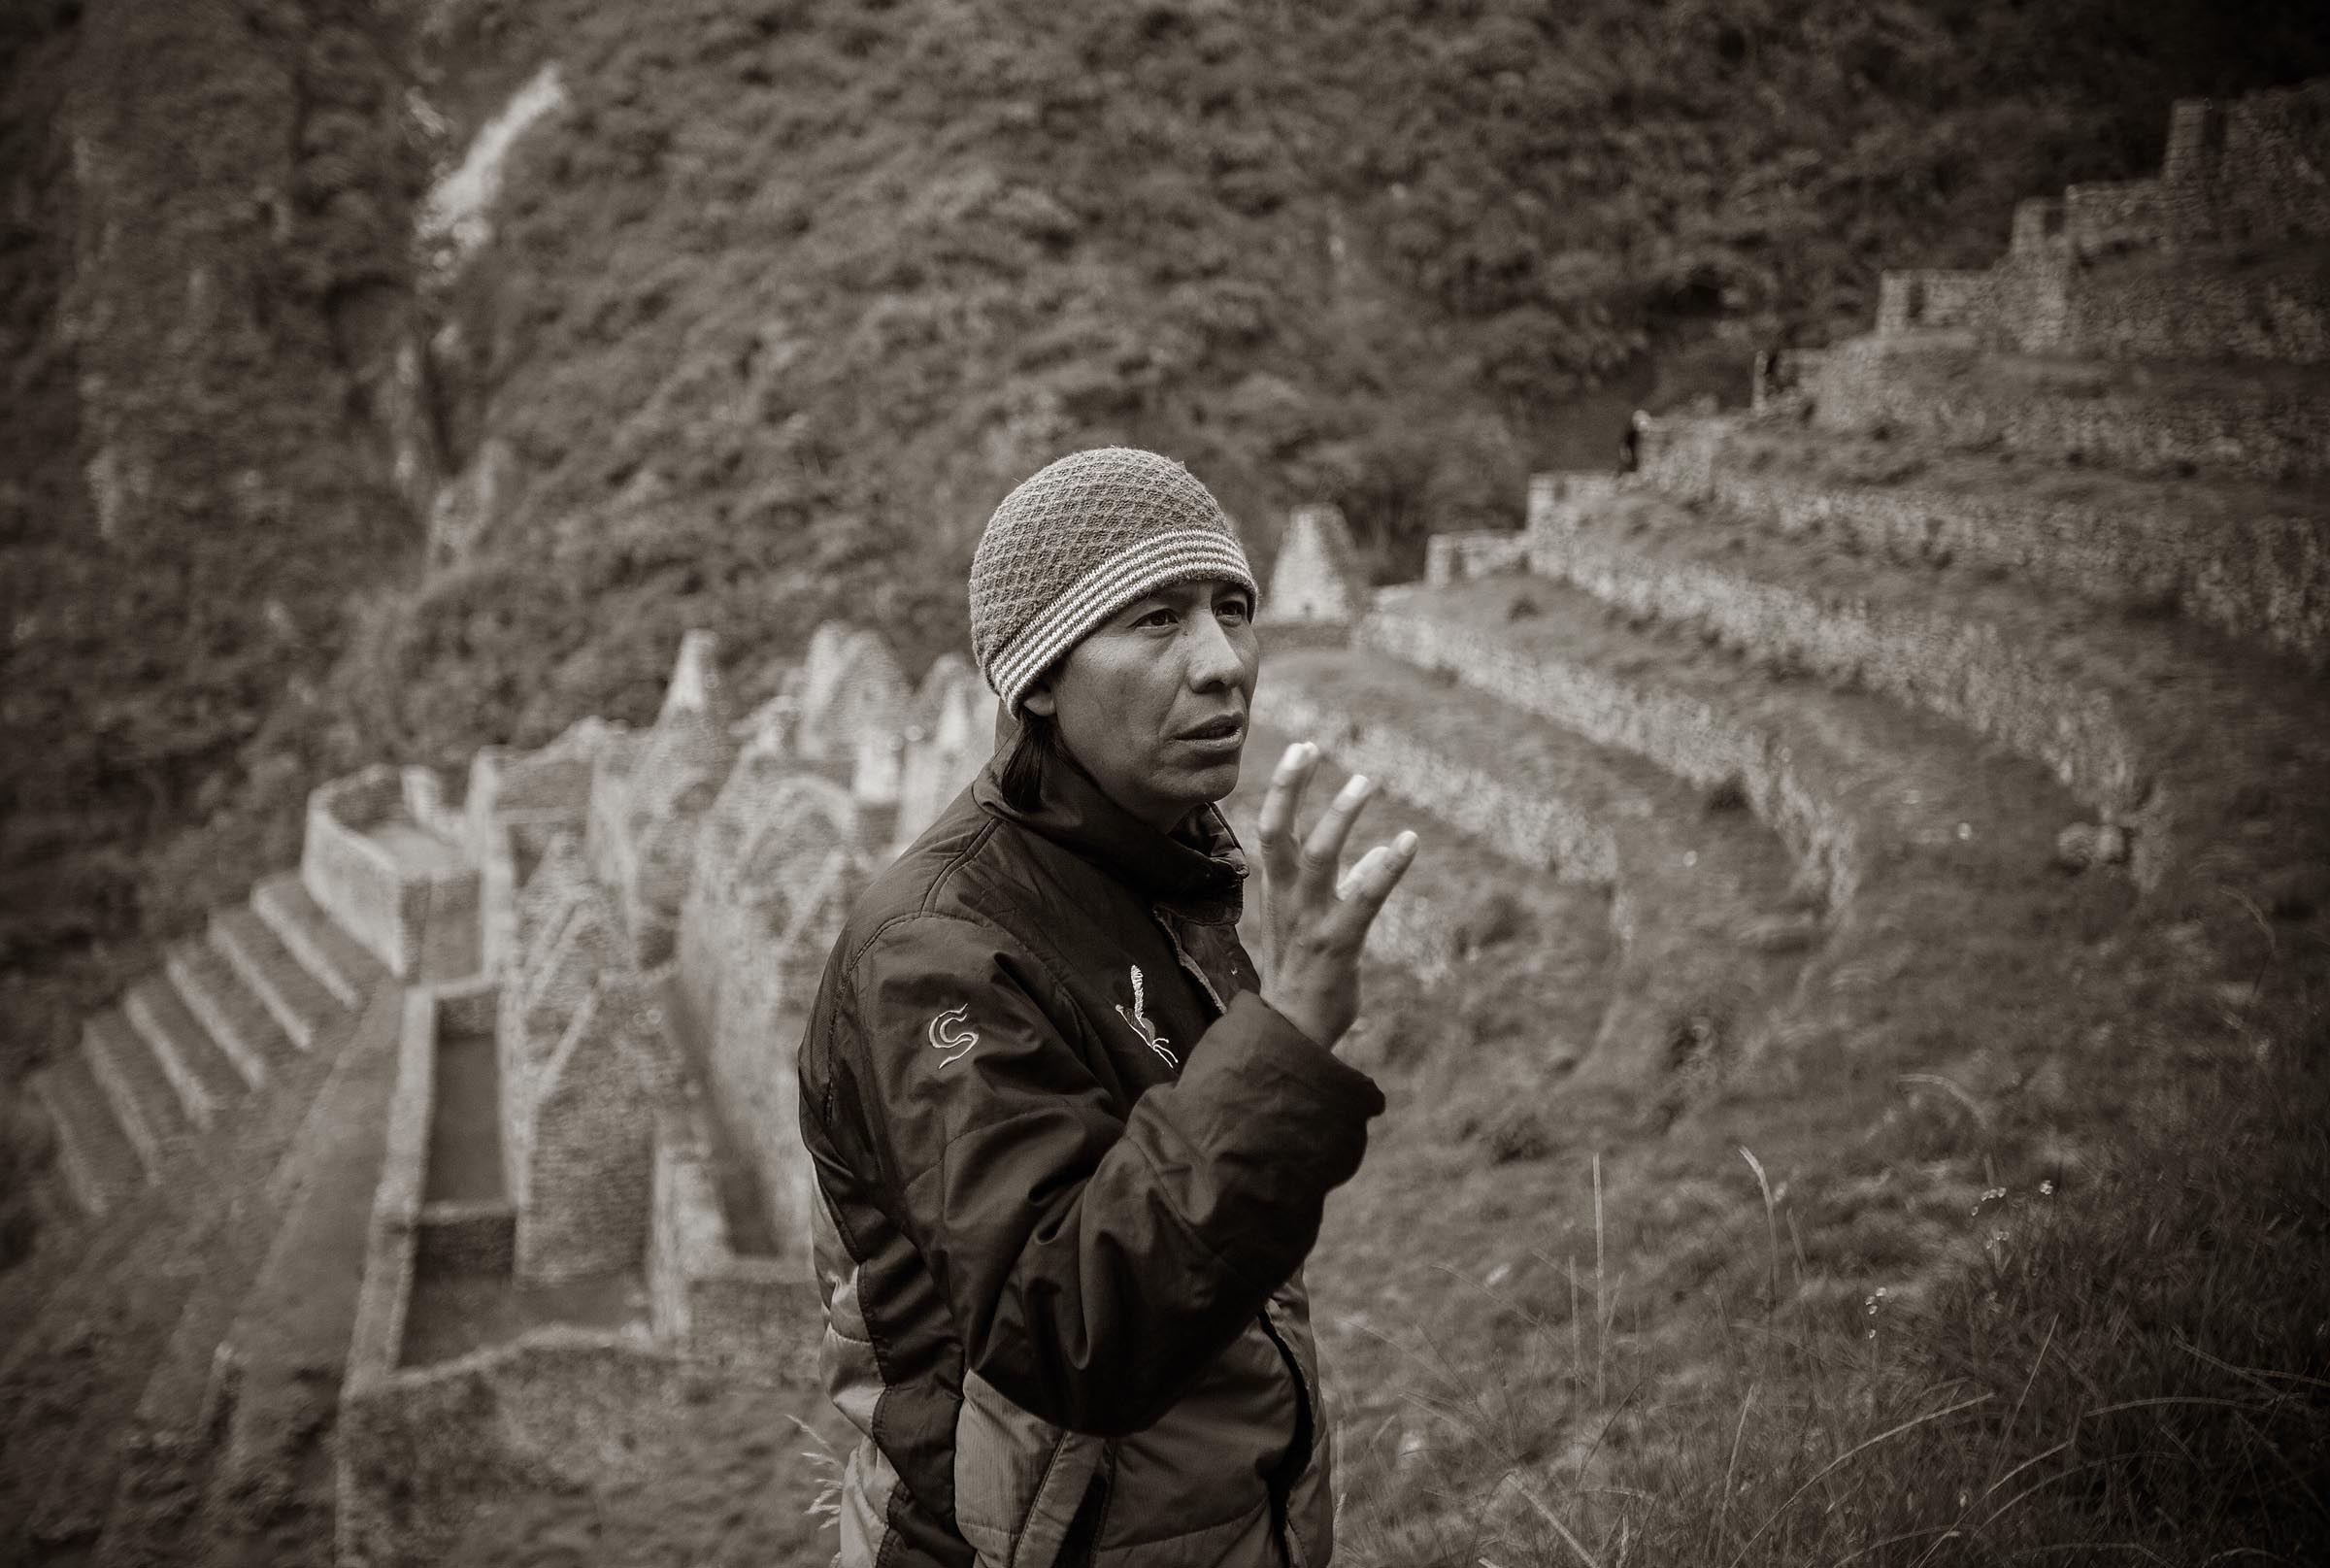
(1024, 578), (1260, 834)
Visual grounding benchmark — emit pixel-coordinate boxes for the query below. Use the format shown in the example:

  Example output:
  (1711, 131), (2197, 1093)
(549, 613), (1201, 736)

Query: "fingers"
(1298, 773), (1376, 905)
(1324, 829), (1419, 942)
(1256, 741), (1317, 890)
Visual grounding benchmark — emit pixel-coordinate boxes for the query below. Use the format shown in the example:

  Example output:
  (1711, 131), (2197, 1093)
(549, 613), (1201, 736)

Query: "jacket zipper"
(1153, 908), (1229, 1017)
(1157, 908), (1312, 1561)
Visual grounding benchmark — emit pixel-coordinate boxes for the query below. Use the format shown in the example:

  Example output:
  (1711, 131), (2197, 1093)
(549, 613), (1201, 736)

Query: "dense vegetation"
(360, 0), (2330, 762)
(1, 0), (423, 1090)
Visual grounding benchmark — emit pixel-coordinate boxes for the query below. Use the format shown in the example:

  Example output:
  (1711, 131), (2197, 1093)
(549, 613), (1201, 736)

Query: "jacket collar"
(974, 725), (1248, 922)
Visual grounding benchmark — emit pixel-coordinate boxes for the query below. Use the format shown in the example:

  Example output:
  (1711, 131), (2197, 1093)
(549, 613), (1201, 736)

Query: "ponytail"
(997, 711), (1064, 812)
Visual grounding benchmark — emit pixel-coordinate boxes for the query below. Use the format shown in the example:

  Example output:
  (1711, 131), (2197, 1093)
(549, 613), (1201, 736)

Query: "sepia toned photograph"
(3, 1), (2327, 1563)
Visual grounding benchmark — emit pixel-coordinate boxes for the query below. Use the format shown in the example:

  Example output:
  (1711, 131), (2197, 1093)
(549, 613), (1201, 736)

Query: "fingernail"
(1348, 773), (1373, 796)
(1395, 830), (1417, 854)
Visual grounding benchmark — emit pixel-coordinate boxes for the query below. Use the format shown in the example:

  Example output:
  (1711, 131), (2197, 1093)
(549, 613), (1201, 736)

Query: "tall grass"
(1342, 1016), (2330, 1566)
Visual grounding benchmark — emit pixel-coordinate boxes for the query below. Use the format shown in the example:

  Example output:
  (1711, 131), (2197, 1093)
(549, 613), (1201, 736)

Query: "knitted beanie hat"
(969, 448), (1257, 715)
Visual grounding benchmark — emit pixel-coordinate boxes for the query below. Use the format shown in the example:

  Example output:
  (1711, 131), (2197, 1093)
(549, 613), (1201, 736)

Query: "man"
(797, 447), (1418, 1566)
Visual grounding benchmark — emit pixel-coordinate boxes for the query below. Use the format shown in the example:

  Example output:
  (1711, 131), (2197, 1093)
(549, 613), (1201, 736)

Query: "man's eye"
(1135, 606), (1177, 628)
(1218, 596), (1252, 623)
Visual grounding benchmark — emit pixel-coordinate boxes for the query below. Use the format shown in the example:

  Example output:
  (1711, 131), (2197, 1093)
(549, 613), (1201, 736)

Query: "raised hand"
(1255, 741), (1419, 1052)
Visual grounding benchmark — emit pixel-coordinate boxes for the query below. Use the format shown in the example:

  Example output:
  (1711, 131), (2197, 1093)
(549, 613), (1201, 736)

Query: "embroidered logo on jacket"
(927, 1005), (978, 1068)
(1115, 965), (1180, 1070)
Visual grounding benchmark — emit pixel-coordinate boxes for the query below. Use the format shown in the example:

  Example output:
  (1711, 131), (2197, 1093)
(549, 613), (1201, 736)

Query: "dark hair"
(997, 710), (1067, 812)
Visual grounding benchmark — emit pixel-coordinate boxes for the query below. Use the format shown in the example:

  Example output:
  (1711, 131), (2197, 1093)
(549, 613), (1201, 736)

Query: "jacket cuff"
(1232, 991), (1387, 1120)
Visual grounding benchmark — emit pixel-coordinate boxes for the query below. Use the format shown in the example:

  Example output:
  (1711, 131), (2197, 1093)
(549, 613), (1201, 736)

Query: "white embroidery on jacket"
(1115, 964), (1179, 1070)
(927, 1005), (978, 1067)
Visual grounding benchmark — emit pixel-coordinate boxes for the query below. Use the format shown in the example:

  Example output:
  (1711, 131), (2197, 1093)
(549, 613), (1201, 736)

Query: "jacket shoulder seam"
(918, 813), (1000, 915)
(846, 904), (1083, 1015)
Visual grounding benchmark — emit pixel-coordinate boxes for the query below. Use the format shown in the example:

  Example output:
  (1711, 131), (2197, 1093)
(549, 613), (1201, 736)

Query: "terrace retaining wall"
(1634, 419), (2330, 667)
(1355, 608), (1860, 910)
(648, 1115), (813, 1362)
(303, 766), (481, 982)
(1798, 336), (2330, 482)
(1522, 494), (2166, 884)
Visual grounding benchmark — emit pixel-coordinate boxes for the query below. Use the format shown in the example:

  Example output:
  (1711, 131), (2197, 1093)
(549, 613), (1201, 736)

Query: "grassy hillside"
(350, 0), (2330, 776)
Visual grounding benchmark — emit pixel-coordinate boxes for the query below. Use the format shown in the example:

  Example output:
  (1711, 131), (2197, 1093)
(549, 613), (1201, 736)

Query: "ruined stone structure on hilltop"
(1866, 81), (2330, 365)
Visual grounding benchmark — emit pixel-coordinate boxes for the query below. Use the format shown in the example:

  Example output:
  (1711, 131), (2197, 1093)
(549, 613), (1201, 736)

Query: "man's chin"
(1190, 750), (1245, 804)
(1151, 746), (1245, 809)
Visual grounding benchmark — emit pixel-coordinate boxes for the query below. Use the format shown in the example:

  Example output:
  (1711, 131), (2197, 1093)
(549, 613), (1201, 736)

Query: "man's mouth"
(1178, 716), (1246, 743)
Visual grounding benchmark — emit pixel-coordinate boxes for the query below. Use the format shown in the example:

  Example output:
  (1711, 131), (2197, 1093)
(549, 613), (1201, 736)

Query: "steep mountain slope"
(352, 0), (2330, 764)
(2, 0), (428, 1091)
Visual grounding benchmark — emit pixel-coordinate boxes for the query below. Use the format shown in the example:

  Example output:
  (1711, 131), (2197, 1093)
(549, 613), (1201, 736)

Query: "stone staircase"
(1, 865), (399, 1561)
(23, 880), (371, 1226)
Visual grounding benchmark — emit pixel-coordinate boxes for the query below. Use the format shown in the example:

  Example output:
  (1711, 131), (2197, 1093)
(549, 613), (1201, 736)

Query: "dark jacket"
(797, 741), (1385, 1567)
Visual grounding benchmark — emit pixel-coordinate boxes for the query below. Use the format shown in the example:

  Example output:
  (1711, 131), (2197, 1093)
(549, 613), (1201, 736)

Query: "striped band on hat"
(986, 529), (1256, 714)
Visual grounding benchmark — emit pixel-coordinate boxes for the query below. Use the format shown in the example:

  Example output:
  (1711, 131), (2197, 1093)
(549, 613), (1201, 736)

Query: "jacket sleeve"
(833, 910), (1383, 1438)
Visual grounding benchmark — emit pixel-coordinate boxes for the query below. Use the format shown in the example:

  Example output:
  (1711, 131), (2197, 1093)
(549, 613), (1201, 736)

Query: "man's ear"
(1020, 682), (1058, 718)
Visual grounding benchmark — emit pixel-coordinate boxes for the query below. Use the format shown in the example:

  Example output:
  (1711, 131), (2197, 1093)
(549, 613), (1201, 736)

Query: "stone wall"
(465, 717), (623, 849)
(1880, 248), (2330, 364)
(794, 626), (913, 765)
(893, 657), (998, 848)
(338, 1330), (698, 1568)
(649, 1112), (812, 1358)
(1798, 335), (2330, 482)
(2064, 251), (2329, 363)
(1525, 472), (1619, 530)
(515, 973), (677, 1282)
(344, 986), (436, 1386)
(1637, 418), (2330, 667)
(2166, 80), (2330, 248)
(303, 765), (481, 981)
(1863, 81), (2330, 362)
(1356, 605), (1861, 910)
(1521, 485), (2167, 885)
(1877, 269), (1994, 334)
(1424, 529), (1528, 585)
(585, 635), (736, 969)
(2063, 180), (2165, 257)
(1265, 503), (1367, 623)
(414, 1201), (515, 1274)
(496, 850), (614, 1203)
(1251, 684), (1618, 885)
(677, 763), (865, 1277)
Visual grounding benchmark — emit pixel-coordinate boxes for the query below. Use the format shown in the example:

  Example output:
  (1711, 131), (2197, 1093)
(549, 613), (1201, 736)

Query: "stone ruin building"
(5, 78), (2329, 1563)
(1262, 501), (1367, 625)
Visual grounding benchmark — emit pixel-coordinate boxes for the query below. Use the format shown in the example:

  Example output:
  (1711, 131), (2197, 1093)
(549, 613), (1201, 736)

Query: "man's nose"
(1183, 607), (1248, 690)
